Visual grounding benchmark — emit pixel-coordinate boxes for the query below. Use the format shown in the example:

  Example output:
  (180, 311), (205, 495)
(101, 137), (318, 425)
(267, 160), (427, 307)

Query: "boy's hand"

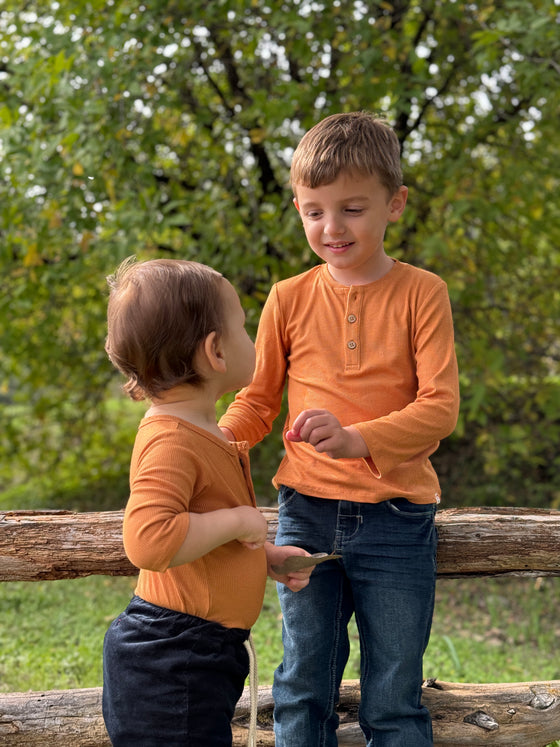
(266, 543), (313, 592)
(219, 426), (236, 441)
(286, 409), (369, 459)
(236, 506), (269, 550)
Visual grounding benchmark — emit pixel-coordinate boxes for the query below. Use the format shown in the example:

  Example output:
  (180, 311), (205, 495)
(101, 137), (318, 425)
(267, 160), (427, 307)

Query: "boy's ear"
(202, 331), (226, 373)
(293, 196), (301, 213)
(388, 186), (408, 223)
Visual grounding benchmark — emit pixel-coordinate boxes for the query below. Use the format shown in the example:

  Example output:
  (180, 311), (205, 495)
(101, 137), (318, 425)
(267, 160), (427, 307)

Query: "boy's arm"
(219, 286), (287, 445)
(355, 282), (460, 476)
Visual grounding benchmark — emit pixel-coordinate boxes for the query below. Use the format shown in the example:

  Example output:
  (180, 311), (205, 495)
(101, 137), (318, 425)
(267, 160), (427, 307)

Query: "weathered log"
(0, 510), (136, 581)
(425, 678), (560, 746)
(1, 507), (560, 582)
(2, 679), (559, 746)
(0, 688), (110, 746)
(232, 678), (560, 746)
(435, 507), (560, 578)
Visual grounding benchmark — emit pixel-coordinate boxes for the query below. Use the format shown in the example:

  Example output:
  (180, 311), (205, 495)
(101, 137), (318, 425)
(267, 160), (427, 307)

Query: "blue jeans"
(272, 488), (437, 747)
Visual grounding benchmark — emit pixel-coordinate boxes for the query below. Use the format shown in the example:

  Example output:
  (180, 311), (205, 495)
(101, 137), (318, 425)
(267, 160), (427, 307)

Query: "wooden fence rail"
(1, 506), (560, 745)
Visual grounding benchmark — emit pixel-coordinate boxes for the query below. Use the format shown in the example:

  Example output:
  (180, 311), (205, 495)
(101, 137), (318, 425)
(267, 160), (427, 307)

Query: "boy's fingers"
(290, 409), (326, 436)
(285, 428), (302, 442)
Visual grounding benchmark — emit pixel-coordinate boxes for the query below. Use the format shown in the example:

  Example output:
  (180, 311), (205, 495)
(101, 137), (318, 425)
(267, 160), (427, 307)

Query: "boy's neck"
(326, 253), (395, 286)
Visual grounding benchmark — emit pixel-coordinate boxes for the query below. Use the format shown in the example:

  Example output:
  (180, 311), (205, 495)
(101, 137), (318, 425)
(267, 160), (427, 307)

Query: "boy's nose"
(324, 215), (345, 236)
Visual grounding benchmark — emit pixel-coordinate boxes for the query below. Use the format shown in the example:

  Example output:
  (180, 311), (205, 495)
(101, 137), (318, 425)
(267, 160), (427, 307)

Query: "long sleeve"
(354, 280), (459, 478)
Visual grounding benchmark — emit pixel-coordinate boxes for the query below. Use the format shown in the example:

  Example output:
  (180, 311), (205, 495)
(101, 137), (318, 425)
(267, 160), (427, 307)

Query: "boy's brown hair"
(105, 257), (225, 400)
(291, 111), (403, 197)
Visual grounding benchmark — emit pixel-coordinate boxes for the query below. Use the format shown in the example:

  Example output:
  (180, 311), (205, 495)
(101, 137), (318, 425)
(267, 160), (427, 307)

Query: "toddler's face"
(293, 171), (407, 285)
(219, 280), (256, 392)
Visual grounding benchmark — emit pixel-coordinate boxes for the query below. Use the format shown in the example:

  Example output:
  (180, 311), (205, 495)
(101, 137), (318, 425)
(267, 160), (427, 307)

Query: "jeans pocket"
(385, 497), (436, 519)
(277, 485), (299, 511)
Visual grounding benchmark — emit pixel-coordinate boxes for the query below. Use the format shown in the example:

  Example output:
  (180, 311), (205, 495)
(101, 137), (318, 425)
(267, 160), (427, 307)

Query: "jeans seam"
(356, 619), (370, 742)
(322, 577), (344, 746)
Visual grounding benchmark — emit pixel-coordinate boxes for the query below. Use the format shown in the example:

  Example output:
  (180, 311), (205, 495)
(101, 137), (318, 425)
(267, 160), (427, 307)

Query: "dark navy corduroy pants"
(102, 596), (250, 746)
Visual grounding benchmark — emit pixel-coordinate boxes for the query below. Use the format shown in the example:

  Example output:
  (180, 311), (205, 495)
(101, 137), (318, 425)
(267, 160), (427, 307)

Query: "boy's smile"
(293, 171), (407, 286)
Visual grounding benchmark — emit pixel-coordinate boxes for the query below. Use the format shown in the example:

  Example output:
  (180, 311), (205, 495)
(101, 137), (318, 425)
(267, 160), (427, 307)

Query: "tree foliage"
(1, 0), (559, 507)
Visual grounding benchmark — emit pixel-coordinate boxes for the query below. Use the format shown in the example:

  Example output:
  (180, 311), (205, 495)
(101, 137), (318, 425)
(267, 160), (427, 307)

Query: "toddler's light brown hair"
(105, 257), (225, 400)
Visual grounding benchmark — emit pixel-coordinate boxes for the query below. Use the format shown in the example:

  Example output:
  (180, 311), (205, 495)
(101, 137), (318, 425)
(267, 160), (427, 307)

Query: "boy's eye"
(303, 207), (364, 218)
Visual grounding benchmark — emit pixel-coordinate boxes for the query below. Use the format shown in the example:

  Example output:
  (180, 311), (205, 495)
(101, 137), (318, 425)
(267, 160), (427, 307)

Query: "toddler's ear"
(202, 331), (226, 373)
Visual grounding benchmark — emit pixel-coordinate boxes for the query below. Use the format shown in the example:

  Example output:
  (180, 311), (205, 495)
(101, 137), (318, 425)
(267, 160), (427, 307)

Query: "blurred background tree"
(1, 0), (559, 509)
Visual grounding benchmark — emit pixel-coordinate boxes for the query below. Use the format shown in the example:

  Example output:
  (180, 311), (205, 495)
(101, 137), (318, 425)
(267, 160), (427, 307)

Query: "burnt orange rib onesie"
(123, 415), (267, 629)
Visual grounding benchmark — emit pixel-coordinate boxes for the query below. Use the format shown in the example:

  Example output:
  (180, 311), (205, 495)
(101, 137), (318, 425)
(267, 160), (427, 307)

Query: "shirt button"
(347, 314), (357, 323)
(347, 340), (357, 350)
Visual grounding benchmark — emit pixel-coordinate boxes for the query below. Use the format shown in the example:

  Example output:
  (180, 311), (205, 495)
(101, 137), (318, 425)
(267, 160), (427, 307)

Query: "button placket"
(345, 292), (360, 368)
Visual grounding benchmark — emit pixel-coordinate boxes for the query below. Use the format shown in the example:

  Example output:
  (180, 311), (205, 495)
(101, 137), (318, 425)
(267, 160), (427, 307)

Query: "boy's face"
(219, 280), (256, 393)
(293, 171), (407, 285)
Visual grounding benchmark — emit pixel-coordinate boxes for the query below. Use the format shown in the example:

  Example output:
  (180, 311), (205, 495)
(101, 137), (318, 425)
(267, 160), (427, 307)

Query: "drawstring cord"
(243, 634), (258, 747)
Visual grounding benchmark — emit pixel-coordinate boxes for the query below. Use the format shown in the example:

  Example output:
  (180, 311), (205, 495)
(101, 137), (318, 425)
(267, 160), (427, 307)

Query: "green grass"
(1, 574), (559, 691)
(0, 575), (137, 692)
(426, 577), (560, 684)
(1, 574), (559, 745)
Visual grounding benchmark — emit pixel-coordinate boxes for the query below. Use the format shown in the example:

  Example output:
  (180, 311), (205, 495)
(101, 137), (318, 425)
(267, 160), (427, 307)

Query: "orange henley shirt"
(220, 261), (460, 504)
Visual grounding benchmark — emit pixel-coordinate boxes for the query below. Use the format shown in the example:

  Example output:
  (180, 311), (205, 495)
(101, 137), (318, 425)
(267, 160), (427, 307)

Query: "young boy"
(102, 258), (311, 747)
(219, 112), (460, 746)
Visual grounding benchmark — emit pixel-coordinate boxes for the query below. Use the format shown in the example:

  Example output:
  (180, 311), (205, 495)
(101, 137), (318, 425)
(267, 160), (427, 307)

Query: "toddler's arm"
(168, 505), (268, 567)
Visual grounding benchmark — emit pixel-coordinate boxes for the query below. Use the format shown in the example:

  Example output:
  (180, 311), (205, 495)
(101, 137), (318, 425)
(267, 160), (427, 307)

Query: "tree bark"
(1, 507), (560, 582)
(1, 680), (559, 746)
